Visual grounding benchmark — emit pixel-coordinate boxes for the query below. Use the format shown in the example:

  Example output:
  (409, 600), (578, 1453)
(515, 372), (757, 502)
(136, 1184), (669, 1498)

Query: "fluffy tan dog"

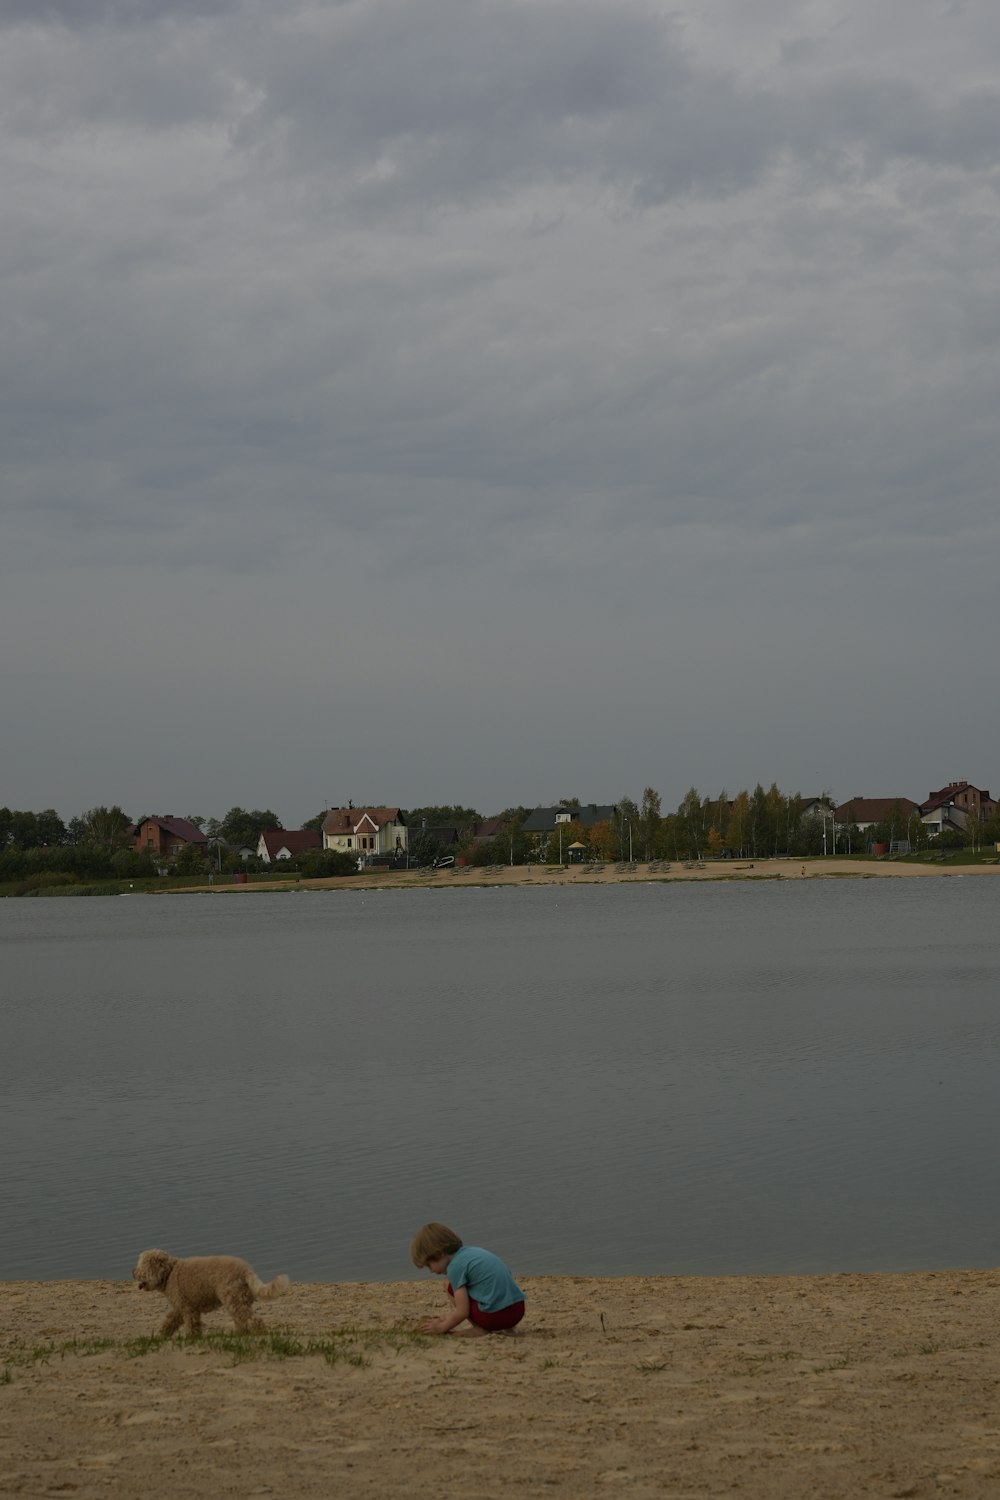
(132, 1249), (290, 1335)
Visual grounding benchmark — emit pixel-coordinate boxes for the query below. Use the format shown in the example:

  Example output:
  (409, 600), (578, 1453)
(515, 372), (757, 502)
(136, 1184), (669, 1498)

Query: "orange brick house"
(132, 816), (208, 861)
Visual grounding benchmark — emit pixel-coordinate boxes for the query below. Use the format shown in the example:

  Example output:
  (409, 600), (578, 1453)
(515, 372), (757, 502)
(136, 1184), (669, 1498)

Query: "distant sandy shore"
(187, 854), (1000, 895)
(4, 1271), (1000, 1497)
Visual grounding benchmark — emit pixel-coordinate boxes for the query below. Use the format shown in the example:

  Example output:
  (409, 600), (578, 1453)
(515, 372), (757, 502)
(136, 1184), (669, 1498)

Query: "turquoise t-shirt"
(447, 1246), (524, 1313)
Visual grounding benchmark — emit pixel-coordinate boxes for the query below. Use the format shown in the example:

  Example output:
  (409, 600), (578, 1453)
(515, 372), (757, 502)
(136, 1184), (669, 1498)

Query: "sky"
(3, 0), (999, 829)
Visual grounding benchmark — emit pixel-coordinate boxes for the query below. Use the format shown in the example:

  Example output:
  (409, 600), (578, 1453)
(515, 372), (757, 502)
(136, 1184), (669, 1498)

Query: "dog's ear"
(140, 1250), (175, 1288)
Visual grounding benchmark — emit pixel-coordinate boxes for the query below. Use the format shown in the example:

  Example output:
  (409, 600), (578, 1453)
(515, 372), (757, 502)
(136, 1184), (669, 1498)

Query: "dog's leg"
(158, 1311), (183, 1337)
(227, 1286), (264, 1333)
(184, 1311), (203, 1336)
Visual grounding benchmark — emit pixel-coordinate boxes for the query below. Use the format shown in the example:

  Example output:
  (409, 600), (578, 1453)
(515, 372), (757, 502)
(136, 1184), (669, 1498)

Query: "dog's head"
(132, 1249), (175, 1291)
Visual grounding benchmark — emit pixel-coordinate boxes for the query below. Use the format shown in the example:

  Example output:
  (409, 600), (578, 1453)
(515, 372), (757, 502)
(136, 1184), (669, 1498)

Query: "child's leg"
(462, 1297), (525, 1337)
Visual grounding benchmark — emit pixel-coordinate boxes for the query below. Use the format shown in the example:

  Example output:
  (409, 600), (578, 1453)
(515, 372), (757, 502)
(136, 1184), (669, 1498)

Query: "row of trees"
(0, 805), (293, 883)
(534, 788), (1000, 864)
(3, 788), (998, 883)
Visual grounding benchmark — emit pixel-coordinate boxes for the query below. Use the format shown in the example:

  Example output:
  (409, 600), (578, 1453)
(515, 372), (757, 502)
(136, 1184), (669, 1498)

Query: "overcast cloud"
(2, 0), (999, 826)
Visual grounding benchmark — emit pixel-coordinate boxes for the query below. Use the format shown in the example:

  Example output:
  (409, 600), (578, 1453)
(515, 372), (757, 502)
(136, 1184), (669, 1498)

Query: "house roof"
(135, 815), (208, 844)
(834, 798), (918, 824)
(921, 781), (992, 813)
(522, 804), (617, 833)
(472, 816), (506, 840)
(259, 828), (321, 858)
(322, 807), (405, 836)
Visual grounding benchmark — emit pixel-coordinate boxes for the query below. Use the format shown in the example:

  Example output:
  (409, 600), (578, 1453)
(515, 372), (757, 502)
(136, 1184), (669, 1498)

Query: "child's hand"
(419, 1315), (452, 1335)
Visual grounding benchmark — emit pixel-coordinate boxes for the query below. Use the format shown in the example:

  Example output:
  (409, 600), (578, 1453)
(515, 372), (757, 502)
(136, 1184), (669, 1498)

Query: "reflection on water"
(2, 879), (999, 1280)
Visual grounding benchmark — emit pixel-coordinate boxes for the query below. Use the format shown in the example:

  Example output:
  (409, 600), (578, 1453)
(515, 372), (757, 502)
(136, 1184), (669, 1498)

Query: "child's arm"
(420, 1285), (471, 1335)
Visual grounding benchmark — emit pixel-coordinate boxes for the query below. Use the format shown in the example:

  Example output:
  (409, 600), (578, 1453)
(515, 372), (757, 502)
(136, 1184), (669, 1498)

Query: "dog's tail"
(250, 1273), (291, 1301)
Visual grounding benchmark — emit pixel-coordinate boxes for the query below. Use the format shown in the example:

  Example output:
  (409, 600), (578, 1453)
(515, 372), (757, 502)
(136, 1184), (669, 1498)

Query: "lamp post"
(821, 806), (836, 856)
(623, 816), (632, 863)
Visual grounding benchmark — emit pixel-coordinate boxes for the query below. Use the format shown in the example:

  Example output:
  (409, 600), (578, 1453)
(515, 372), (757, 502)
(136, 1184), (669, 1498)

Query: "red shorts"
(448, 1285), (525, 1332)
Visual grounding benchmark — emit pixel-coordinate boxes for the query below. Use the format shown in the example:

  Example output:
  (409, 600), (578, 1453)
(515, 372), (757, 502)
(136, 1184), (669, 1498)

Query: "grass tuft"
(1, 1324), (425, 1374)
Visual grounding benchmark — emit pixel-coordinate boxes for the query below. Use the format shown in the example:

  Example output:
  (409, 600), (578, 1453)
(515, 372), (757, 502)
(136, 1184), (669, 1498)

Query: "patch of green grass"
(1, 1324), (425, 1374)
(637, 1359), (670, 1374)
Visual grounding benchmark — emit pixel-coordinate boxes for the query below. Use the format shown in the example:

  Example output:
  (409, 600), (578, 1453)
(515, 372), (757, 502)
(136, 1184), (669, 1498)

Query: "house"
(411, 824), (459, 847)
(257, 828), (322, 864)
(322, 806), (408, 859)
(521, 804), (618, 836)
(920, 781), (995, 837)
(132, 816), (208, 861)
(834, 798), (919, 833)
(470, 815), (506, 845)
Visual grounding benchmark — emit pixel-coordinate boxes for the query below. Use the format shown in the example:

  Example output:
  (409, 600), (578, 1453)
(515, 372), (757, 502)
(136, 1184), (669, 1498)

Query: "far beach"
(184, 853), (1000, 895)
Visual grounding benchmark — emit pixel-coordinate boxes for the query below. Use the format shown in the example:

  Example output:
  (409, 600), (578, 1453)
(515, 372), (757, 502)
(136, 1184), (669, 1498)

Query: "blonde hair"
(410, 1221), (463, 1268)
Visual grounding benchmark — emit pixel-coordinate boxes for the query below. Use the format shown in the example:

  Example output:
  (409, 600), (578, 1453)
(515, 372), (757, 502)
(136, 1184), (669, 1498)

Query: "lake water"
(2, 879), (999, 1284)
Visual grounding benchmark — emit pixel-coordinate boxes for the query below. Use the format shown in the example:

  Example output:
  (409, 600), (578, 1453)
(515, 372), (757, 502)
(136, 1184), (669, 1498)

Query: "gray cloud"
(2, 0), (1000, 820)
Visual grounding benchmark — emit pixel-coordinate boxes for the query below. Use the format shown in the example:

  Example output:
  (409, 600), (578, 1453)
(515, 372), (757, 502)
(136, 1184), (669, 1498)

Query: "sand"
(4, 1271), (1000, 1497)
(193, 854), (1000, 896)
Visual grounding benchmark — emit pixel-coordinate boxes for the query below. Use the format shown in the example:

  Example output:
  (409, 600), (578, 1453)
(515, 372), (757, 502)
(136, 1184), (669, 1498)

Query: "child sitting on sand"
(410, 1222), (525, 1337)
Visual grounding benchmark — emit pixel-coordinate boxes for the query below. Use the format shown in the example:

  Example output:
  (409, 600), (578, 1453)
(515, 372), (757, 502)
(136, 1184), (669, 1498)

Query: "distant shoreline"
(6, 854), (998, 899)
(183, 854), (1000, 895)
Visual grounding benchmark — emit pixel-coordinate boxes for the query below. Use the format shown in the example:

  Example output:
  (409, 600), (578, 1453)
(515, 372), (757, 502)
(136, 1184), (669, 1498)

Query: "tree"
(409, 830), (443, 867)
(981, 807), (1000, 850)
(675, 788), (703, 858)
(405, 806), (481, 835)
(587, 819), (618, 861)
(484, 811), (531, 866)
(544, 820), (588, 864)
(9, 810), (39, 849)
(638, 787), (662, 862)
(727, 791), (751, 858)
(710, 791), (730, 848)
(81, 805), (132, 853)
(174, 842), (209, 876)
(765, 784), (787, 856)
(615, 796), (640, 860)
(906, 811), (930, 852)
(302, 810), (328, 834)
(111, 848), (156, 879)
(35, 808), (68, 846)
(218, 807), (281, 849)
(965, 811), (982, 853)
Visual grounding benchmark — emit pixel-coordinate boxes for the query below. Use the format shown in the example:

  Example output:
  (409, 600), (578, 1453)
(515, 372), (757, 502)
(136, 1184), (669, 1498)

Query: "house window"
(346, 838), (352, 847)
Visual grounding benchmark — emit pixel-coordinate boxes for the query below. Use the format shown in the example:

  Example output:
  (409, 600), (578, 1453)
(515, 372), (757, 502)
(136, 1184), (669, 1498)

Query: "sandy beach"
(4, 1270), (1000, 1497)
(190, 854), (1000, 896)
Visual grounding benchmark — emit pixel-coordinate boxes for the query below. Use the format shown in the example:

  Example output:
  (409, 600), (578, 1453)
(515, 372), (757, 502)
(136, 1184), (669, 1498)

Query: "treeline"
(0, 804), (293, 886)
(3, 786), (996, 888)
(533, 787), (998, 863)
